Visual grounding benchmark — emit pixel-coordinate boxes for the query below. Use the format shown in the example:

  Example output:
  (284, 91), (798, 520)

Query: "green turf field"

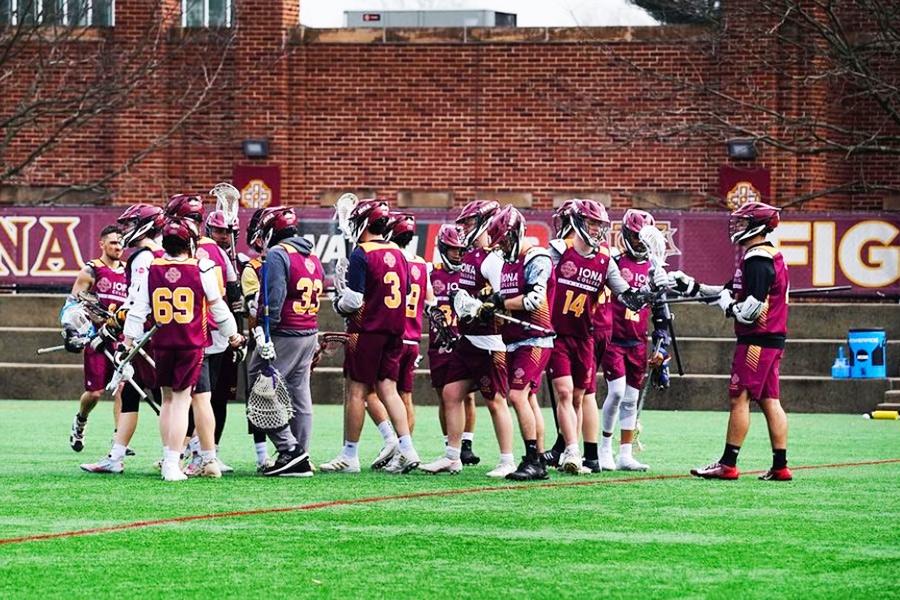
(0, 401), (898, 599)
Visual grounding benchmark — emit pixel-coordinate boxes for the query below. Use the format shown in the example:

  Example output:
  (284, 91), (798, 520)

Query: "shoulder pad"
(523, 246), (551, 263)
(198, 257), (217, 273)
(744, 246), (776, 261)
(549, 239), (568, 254)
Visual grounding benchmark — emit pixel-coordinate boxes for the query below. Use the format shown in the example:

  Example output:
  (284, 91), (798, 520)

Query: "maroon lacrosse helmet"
(257, 207), (297, 248)
(164, 194), (204, 223)
(348, 199), (391, 242)
(571, 199), (610, 250)
(205, 209), (238, 232)
(729, 201), (780, 244)
(117, 204), (164, 247)
(455, 200), (500, 247)
(387, 212), (416, 248)
(161, 216), (200, 243)
(552, 199), (578, 239)
(621, 208), (655, 259)
(246, 208), (265, 252)
(485, 205), (526, 262)
(436, 224), (466, 270)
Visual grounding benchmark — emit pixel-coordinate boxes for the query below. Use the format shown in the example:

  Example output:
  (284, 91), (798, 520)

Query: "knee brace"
(619, 385), (640, 431)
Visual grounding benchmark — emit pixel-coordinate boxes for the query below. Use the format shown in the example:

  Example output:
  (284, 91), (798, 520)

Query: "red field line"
(1, 458), (897, 547)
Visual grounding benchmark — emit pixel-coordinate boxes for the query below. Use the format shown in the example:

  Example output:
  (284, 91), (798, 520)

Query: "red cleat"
(690, 462), (740, 480)
(759, 466), (793, 481)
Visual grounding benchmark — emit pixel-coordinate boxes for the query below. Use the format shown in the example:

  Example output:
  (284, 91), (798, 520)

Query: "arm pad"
(732, 295), (765, 325)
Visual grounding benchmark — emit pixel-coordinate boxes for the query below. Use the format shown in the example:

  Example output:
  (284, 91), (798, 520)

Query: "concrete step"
(2, 294), (898, 341)
(675, 337), (900, 377)
(4, 362), (895, 414)
(1, 327), (81, 365)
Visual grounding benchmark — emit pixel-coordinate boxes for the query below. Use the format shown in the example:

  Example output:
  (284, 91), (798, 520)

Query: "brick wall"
(2, 0), (897, 211)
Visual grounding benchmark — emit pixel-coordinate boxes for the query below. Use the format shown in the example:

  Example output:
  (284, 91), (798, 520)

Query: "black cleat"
(264, 449), (313, 477)
(506, 457), (549, 481)
(125, 447), (136, 457)
(542, 448), (561, 468)
(583, 459), (602, 474)
(460, 440), (481, 465)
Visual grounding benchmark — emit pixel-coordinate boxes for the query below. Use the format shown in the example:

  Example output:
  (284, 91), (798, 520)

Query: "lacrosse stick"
(330, 192), (360, 297)
(660, 285), (854, 305)
(246, 257), (293, 433)
(210, 182), (242, 268)
(36, 345), (66, 354)
(426, 306), (459, 352)
(493, 312), (554, 335)
(312, 331), (349, 371)
(638, 225), (684, 376)
(633, 337), (667, 453)
(76, 292), (156, 367)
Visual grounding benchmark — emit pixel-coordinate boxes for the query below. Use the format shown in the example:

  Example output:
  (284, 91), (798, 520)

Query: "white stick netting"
(247, 367), (294, 432)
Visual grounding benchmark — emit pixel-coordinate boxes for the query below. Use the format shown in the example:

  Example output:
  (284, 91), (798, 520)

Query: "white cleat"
(370, 442), (398, 471)
(161, 462), (188, 481)
(215, 457), (234, 474)
(80, 456), (124, 474)
(419, 455), (462, 475)
(616, 455), (649, 472)
(560, 449), (584, 475)
(383, 451), (420, 474)
(319, 454), (361, 474)
(486, 461), (516, 478)
(200, 458), (222, 478)
(183, 454), (203, 477)
(599, 448), (617, 471)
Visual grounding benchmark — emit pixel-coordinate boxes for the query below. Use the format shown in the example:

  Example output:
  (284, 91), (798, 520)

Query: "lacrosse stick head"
(332, 257), (349, 296)
(638, 223), (668, 269)
(312, 332), (349, 370)
(334, 193), (360, 242)
(209, 182), (241, 229)
(247, 366), (294, 432)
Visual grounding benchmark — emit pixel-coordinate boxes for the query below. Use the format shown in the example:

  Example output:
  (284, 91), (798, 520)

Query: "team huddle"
(61, 191), (793, 482)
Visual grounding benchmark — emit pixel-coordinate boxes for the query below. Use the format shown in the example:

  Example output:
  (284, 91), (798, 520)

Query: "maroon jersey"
(195, 237), (229, 289)
(403, 255), (428, 342)
(458, 248), (499, 337)
(552, 239), (612, 339)
(347, 241), (408, 336)
(610, 252), (651, 342)
(592, 286), (613, 339)
(429, 262), (461, 346)
(732, 244), (789, 339)
(277, 243), (324, 332)
(498, 249), (556, 344)
(147, 257), (209, 350)
(88, 259), (127, 312)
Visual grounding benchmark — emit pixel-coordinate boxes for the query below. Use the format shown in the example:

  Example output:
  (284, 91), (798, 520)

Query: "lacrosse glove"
(651, 349), (671, 390)
(252, 326), (276, 361)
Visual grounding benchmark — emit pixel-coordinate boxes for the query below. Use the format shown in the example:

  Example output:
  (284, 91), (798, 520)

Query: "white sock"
(462, 431), (474, 442)
(500, 453), (515, 465)
(200, 449), (216, 461)
(600, 436), (613, 451)
(398, 435), (414, 454)
(255, 442), (268, 464)
(109, 443), (127, 461)
(566, 443), (580, 457)
(620, 443), (633, 458)
(342, 441), (359, 459)
(377, 420), (397, 444)
(163, 448), (180, 466)
(446, 446), (461, 461)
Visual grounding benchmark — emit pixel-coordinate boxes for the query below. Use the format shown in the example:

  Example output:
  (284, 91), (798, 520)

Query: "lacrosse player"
(672, 202), (792, 481)
(428, 225), (480, 466)
(81, 205), (165, 474)
(247, 207), (322, 477)
(67, 225), (127, 452)
(124, 217), (243, 481)
(322, 199), (421, 474)
(240, 209), (274, 470)
(599, 209), (672, 472)
(164, 195), (241, 475)
(421, 200), (518, 478)
(478, 206), (556, 481)
(365, 213), (427, 469)
(546, 200), (619, 474)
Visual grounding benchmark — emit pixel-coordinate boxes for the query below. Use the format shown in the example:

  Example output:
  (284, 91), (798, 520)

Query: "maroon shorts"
(593, 333), (611, 367)
(444, 337), (508, 400)
(428, 349), (453, 390)
(397, 341), (420, 393)
(602, 342), (647, 388)
(343, 332), (403, 386)
(508, 345), (551, 392)
(154, 347), (204, 392)
(547, 335), (595, 390)
(83, 345), (114, 392)
(729, 344), (783, 401)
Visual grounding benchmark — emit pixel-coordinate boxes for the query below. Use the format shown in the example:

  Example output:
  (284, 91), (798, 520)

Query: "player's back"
(403, 255), (428, 341)
(147, 257), (208, 350)
(347, 241), (408, 336)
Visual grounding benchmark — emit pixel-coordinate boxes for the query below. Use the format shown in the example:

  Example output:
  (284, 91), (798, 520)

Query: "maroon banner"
(232, 165), (281, 208)
(719, 166), (771, 209)
(1, 206), (897, 298)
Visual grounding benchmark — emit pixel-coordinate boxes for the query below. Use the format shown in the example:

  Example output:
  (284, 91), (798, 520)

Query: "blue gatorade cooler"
(847, 328), (887, 379)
